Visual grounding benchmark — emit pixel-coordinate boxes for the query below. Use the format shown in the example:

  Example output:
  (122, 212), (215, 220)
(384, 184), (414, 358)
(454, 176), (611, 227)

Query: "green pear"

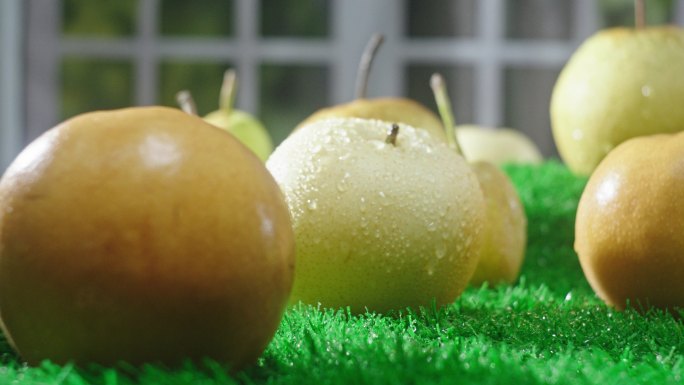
(204, 109), (273, 162)
(177, 70), (273, 161)
(551, 26), (684, 176)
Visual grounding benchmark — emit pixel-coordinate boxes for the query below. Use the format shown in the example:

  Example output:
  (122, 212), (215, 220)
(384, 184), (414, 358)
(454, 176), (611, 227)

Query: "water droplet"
(572, 129), (584, 141)
(435, 242), (447, 259)
(641, 85), (652, 97)
(337, 180), (347, 192)
(427, 221), (437, 232)
(307, 199), (318, 210)
(372, 141), (387, 150)
(311, 144), (322, 154)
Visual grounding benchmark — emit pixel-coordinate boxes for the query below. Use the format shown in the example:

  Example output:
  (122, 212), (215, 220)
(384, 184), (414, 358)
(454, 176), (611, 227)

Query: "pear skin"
(575, 131), (684, 311)
(295, 97), (447, 142)
(551, 26), (684, 176)
(469, 161), (527, 286)
(0, 107), (294, 367)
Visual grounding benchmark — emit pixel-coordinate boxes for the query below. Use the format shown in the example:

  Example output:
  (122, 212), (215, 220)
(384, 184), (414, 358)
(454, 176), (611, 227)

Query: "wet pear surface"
(575, 132), (684, 310)
(267, 118), (485, 313)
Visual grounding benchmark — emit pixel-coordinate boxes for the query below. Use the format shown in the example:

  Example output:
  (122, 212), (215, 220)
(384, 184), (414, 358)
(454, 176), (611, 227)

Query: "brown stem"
(635, 0), (646, 29)
(176, 90), (197, 115)
(355, 33), (385, 99)
(385, 123), (399, 146)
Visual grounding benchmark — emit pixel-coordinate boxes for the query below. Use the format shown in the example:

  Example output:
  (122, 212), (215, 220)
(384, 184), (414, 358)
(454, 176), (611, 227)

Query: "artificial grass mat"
(1, 161), (683, 384)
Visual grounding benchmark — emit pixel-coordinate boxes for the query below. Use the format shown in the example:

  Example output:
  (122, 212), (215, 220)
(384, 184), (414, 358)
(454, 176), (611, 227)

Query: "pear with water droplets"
(266, 117), (485, 313)
(551, 26), (684, 176)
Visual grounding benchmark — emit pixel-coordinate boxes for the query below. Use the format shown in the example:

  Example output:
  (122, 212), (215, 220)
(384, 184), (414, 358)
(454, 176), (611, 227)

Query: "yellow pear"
(468, 161), (527, 286)
(551, 26), (684, 176)
(455, 125), (543, 166)
(293, 34), (446, 141)
(267, 118), (485, 314)
(296, 97), (446, 141)
(431, 73), (527, 286)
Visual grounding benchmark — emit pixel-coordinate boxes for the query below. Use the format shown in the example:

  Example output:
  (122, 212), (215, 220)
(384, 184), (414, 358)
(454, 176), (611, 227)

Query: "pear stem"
(176, 90), (197, 115)
(635, 0), (646, 29)
(430, 73), (463, 156)
(355, 33), (385, 99)
(385, 123), (400, 146)
(219, 69), (237, 116)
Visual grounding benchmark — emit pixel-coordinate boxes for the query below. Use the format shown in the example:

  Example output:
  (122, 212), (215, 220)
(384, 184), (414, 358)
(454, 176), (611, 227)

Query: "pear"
(551, 25), (684, 176)
(467, 161), (527, 286)
(294, 34), (446, 141)
(575, 131), (684, 311)
(267, 118), (485, 314)
(455, 125), (543, 166)
(431, 73), (527, 286)
(177, 70), (274, 161)
(0, 107), (294, 366)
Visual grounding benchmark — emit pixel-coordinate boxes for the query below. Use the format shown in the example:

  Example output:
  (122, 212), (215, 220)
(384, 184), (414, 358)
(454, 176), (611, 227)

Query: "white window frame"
(3, 0), (684, 170)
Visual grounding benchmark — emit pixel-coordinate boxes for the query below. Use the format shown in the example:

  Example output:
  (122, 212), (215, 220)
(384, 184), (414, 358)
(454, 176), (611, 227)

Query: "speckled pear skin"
(267, 118), (485, 314)
(575, 132), (684, 311)
(551, 27), (684, 176)
(0, 107), (294, 367)
(294, 98), (447, 142)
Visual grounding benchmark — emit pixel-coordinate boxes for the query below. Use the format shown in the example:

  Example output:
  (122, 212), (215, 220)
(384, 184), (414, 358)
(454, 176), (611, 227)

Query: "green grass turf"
(2, 161), (684, 384)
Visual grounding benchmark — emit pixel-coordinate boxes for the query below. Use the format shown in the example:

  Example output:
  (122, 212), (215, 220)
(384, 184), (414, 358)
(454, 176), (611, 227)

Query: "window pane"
(504, 66), (561, 158)
(406, 0), (477, 38)
(598, 0), (675, 28)
(506, 0), (572, 40)
(160, 0), (234, 36)
(405, 64), (475, 127)
(60, 58), (133, 120)
(158, 62), (233, 115)
(261, 0), (330, 37)
(62, 0), (136, 37)
(260, 64), (329, 145)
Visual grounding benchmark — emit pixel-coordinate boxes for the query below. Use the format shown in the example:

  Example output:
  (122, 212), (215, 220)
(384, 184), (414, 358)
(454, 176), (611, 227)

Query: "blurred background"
(1, 0), (683, 170)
